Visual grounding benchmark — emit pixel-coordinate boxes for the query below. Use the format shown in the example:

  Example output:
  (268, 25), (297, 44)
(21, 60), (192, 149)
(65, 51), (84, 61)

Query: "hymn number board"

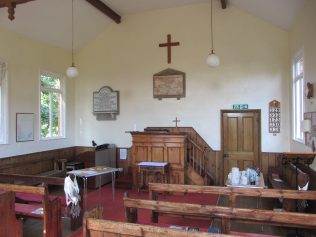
(269, 100), (280, 134)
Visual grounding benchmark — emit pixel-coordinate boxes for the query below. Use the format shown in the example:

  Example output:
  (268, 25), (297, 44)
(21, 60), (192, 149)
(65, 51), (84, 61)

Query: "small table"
(67, 166), (122, 210)
(226, 173), (266, 189)
(137, 162), (169, 192)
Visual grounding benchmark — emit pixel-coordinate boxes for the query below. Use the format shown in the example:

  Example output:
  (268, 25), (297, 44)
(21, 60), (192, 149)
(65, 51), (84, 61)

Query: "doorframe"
(220, 109), (262, 184)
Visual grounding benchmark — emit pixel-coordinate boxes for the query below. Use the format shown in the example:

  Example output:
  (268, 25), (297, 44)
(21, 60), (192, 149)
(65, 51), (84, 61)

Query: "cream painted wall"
(290, 0), (316, 152)
(75, 2), (290, 152)
(0, 27), (75, 158)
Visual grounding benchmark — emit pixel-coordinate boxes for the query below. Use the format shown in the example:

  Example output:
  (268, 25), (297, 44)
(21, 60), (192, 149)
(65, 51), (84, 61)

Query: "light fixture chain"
(71, 0), (74, 66)
(211, 0), (214, 51)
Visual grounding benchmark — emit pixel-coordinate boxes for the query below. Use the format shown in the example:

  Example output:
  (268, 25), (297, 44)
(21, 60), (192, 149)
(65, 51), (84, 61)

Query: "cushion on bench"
(15, 203), (43, 219)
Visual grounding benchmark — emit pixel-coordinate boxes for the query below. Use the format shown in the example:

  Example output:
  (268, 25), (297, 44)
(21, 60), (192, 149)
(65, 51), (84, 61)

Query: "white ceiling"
(0, 0), (305, 51)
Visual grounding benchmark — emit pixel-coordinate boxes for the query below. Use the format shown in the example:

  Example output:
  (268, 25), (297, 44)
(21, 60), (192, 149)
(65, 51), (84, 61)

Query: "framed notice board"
(16, 113), (34, 142)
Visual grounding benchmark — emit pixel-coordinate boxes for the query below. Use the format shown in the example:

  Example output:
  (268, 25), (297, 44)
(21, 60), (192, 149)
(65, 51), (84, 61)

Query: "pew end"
(0, 191), (23, 237)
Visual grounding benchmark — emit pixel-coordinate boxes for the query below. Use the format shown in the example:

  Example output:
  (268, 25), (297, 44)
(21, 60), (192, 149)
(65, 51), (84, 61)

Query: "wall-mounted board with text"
(93, 86), (119, 120)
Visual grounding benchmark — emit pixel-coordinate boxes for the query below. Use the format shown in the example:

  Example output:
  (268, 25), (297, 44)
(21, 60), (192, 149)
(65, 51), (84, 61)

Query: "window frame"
(39, 70), (66, 140)
(292, 50), (304, 143)
(0, 60), (8, 145)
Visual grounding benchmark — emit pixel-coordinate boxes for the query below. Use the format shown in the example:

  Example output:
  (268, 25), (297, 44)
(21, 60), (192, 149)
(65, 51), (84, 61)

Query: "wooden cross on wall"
(159, 34), (180, 64)
(172, 117), (180, 127)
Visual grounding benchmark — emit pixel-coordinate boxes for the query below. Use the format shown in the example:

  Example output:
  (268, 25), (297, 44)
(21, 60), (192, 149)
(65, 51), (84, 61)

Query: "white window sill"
(40, 136), (66, 141)
(293, 138), (304, 144)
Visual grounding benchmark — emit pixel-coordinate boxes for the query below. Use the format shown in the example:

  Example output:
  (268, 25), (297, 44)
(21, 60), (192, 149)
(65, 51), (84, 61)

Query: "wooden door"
(221, 110), (261, 182)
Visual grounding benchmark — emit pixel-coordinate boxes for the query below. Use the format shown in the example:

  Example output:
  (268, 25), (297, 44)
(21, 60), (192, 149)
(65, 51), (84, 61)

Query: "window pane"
(51, 92), (61, 136)
(40, 75), (60, 89)
(293, 53), (304, 142)
(40, 91), (50, 137)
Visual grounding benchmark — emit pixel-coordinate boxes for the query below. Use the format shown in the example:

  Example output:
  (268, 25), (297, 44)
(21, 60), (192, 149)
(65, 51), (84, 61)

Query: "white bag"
(64, 175), (81, 217)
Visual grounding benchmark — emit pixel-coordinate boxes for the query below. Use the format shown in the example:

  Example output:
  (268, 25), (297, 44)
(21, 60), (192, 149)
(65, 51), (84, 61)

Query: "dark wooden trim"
(220, 0), (227, 9)
(0, 0), (35, 8)
(85, 0), (121, 24)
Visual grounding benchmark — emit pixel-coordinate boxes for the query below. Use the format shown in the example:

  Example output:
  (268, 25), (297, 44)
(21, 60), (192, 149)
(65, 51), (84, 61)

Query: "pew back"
(148, 183), (316, 208)
(83, 206), (239, 237)
(124, 194), (316, 234)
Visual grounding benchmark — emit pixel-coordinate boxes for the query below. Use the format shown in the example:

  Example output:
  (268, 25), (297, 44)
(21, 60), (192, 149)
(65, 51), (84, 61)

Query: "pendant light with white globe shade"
(66, 0), (79, 78)
(206, 0), (220, 67)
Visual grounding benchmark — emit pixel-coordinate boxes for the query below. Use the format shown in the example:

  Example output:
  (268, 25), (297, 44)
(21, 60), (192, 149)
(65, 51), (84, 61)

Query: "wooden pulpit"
(129, 131), (187, 190)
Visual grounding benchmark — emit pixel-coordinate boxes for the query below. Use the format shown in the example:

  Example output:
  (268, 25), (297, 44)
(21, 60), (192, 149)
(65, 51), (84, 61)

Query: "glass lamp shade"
(301, 119), (311, 133)
(66, 66), (79, 78)
(206, 52), (220, 67)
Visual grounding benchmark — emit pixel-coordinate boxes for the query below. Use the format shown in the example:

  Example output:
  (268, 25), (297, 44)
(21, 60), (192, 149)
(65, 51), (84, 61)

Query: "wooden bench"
(123, 192), (316, 234)
(268, 155), (311, 211)
(83, 205), (239, 237)
(148, 182), (316, 208)
(0, 183), (61, 237)
(295, 163), (316, 213)
(0, 173), (83, 230)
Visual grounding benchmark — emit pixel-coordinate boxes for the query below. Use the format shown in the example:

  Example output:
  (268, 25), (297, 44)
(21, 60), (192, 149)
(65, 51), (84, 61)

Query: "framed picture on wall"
(16, 113), (34, 142)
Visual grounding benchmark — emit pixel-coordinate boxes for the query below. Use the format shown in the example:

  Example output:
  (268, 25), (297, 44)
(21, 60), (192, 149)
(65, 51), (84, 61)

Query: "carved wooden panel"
(152, 146), (164, 162)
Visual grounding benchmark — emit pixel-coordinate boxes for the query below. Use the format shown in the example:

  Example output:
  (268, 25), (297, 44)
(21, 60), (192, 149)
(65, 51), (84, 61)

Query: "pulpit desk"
(137, 162), (170, 192)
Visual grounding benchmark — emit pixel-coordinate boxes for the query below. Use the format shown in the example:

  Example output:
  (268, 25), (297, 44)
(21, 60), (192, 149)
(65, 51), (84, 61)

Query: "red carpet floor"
(70, 184), (279, 237)
(70, 183), (218, 236)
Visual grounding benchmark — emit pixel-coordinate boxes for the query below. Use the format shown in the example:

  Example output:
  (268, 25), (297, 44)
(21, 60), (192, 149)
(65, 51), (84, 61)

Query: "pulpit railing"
(145, 126), (218, 185)
(187, 138), (214, 185)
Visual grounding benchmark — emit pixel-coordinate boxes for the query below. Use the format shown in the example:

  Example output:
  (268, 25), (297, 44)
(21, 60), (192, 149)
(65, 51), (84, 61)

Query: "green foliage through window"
(40, 72), (64, 138)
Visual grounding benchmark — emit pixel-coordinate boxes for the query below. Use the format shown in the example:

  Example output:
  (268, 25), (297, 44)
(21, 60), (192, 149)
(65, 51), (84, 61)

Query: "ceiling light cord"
(66, 0), (79, 78)
(206, 0), (220, 67)
(71, 0), (75, 67)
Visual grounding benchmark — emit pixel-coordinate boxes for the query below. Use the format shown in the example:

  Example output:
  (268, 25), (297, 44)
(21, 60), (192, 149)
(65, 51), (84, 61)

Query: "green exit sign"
(233, 104), (248, 110)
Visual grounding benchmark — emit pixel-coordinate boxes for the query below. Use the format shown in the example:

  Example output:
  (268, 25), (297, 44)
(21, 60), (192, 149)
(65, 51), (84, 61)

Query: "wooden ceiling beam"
(85, 0), (121, 24)
(0, 0), (35, 20)
(220, 0), (227, 9)
(0, 0), (35, 8)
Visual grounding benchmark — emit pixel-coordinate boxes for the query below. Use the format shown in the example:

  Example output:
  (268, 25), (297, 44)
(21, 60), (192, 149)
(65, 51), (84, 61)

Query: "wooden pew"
(123, 192), (316, 234)
(148, 183), (316, 208)
(0, 183), (61, 237)
(83, 205), (239, 237)
(268, 155), (311, 211)
(296, 163), (316, 213)
(0, 191), (23, 237)
(0, 173), (83, 230)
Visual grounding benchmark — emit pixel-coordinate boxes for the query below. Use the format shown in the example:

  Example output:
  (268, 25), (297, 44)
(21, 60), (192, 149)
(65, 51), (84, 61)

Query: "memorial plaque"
(93, 86), (119, 114)
(153, 68), (185, 100)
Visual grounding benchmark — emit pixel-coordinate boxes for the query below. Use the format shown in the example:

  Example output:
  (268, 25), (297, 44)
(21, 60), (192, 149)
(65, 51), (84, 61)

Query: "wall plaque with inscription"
(153, 68), (185, 100)
(93, 86), (119, 120)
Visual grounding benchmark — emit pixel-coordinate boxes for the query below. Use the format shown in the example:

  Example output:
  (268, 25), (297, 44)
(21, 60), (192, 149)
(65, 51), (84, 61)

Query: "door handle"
(223, 153), (229, 158)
